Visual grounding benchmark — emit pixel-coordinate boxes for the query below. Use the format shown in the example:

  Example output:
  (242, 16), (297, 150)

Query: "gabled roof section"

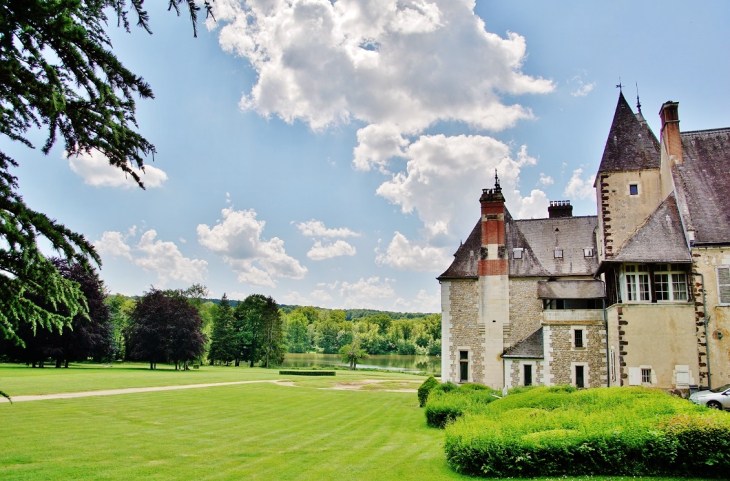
(437, 219), (480, 280)
(508, 215), (599, 277)
(598, 92), (660, 173)
(673, 128), (730, 245)
(537, 280), (606, 299)
(502, 327), (543, 359)
(608, 192), (691, 264)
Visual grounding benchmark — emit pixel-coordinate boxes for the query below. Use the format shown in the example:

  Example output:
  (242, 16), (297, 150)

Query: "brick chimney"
(478, 171), (507, 276)
(548, 200), (573, 218)
(659, 101), (683, 164)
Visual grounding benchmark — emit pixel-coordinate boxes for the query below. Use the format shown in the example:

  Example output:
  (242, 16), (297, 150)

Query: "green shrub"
(459, 383), (490, 391)
(278, 370), (335, 376)
(425, 385), (500, 428)
(435, 381), (458, 393)
(417, 376), (439, 407)
(443, 386), (730, 478)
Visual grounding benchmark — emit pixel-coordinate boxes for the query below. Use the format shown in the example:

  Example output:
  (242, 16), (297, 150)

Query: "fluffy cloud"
(281, 291), (310, 305)
(339, 277), (395, 307)
(295, 220), (360, 238)
(394, 288), (440, 313)
(569, 74), (596, 98)
(311, 289), (333, 302)
(198, 206), (307, 287)
(211, 0), (552, 135)
(375, 232), (450, 272)
(94, 229), (207, 285)
(563, 168), (596, 200)
(538, 173), (554, 186)
(65, 149), (167, 188)
(307, 240), (357, 260)
(517, 189), (550, 219)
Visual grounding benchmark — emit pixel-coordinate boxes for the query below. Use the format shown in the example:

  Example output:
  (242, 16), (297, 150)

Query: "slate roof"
(508, 215), (599, 277)
(603, 193), (691, 266)
(537, 280), (606, 299)
(437, 219), (480, 280)
(672, 128), (730, 245)
(502, 327), (544, 359)
(598, 92), (661, 174)
(438, 212), (599, 280)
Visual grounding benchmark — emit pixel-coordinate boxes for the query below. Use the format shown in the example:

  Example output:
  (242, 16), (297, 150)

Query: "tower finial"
(616, 77), (623, 93)
(494, 168), (501, 191)
(635, 82), (642, 114)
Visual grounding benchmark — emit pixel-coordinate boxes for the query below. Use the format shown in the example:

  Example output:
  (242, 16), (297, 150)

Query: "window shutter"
(675, 365), (690, 386)
(718, 267), (730, 304)
(628, 367), (641, 386)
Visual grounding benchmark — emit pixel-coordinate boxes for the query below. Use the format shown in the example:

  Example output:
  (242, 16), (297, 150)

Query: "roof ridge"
(681, 127), (730, 136)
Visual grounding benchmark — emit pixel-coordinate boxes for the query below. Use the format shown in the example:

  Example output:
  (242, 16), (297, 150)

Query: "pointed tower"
(595, 92), (663, 260)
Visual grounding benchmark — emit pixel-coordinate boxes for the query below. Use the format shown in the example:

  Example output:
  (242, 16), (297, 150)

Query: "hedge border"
(279, 370), (336, 376)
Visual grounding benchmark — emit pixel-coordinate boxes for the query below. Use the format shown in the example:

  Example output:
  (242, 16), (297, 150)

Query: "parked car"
(689, 383), (730, 410)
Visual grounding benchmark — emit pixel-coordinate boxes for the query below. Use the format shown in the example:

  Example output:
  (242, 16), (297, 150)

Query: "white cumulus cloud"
(198, 206), (307, 287)
(295, 220), (360, 238)
(65, 149), (167, 188)
(538, 173), (554, 186)
(563, 168), (596, 200)
(375, 232), (450, 272)
(339, 276), (395, 308)
(394, 289), (440, 313)
(311, 289), (333, 302)
(307, 240), (357, 260)
(94, 229), (207, 285)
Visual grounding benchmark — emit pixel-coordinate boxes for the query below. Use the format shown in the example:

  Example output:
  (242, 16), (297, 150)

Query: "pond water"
(281, 353), (440, 375)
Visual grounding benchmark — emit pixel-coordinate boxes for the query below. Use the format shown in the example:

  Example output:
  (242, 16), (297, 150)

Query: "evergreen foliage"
(233, 295), (285, 368)
(417, 375), (439, 408)
(0, 1), (209, 361)
(208, 294), (236, 365)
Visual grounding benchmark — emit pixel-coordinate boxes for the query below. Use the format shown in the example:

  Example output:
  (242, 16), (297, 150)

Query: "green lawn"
(0, 364), (716, 480)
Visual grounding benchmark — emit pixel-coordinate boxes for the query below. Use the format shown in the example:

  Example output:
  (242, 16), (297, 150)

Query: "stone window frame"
(571, 362), (589, 388)
(571, 326), (587, 350)
(717, 266), (730, 305)
(457, 347), (472, 383)
(520, 361), (537, 387)
(628, 182), (640, 196)
(640, 365), (655, 385)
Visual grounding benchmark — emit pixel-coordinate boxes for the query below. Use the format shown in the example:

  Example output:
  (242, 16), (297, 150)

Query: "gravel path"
(0, 380), (281, 404)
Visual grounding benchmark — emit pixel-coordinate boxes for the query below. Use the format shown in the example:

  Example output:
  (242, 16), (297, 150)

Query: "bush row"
(420, 379), (500, 428)
(443, 386), (730, 478)
(278, 370), (335, 376)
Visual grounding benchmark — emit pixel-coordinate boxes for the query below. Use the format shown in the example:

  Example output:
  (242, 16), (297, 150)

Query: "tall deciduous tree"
(0, 1), (211, 356)
(234, 295), (285, 368)
(127, 289), (207, 370)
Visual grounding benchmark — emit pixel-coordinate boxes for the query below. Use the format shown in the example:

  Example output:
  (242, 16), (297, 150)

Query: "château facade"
(439, 92), (730, 390)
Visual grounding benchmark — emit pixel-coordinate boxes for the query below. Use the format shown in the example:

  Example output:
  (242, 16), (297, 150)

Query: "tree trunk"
(64, 359), (69, 368)
(55, 358), (62, 368)
(150, 361), (154, 370)
(235, 359), (240, 367)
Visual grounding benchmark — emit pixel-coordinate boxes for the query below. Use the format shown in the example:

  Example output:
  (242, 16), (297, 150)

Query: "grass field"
(0, 364), (715, 480)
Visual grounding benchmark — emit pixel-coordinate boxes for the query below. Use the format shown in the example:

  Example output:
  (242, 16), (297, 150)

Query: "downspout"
(692, 271), (711, 389)
(603, 297), (610, 387)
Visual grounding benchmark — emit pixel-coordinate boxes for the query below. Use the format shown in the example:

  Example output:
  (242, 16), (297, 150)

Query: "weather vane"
(635, 82), (642, 114)
(616, 77), (623, 92)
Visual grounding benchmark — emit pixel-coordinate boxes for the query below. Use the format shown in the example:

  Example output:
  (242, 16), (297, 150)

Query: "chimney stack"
(548, 200), (573, 218)
(659, 101), (683, 164)
(478, 171), (507, 277)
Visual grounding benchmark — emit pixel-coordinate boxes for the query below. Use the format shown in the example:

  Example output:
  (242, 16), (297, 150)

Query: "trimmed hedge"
(278, 370), (335, 376)
(418, 376), (439, 407)
(425, 383), (500, 428)
(443, 386), (730, 478)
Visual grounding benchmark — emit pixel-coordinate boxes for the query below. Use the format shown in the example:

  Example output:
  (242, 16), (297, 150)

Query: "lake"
(281, 353), (440, 375)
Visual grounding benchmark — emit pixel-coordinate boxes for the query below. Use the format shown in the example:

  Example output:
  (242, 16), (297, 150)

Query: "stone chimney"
(659, 101), (683, 164)
(478, 171), (507, 276)
(548, 200), (573, 218)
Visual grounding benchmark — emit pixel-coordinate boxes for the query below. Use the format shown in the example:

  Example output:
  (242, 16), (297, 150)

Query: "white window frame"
(521, 361), (536, 387)
(571, 326), (586, 349)
(554, 248), (563, 259)
(654, 264), (688, 302)
(717, 266), (730, 305)
(583, 248), (594, 258)
(623, 264), (651, 302)
(571, 362), (589, 388)
(513, 248), (524, 259)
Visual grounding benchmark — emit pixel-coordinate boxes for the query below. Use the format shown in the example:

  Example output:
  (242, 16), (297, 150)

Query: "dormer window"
(583, 248), (594, 258)
(554, 248), (563, 259)
(513, 248), (524, 259)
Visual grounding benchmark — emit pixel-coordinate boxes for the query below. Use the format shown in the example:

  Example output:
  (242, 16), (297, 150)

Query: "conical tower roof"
(598, 92), (660, 173)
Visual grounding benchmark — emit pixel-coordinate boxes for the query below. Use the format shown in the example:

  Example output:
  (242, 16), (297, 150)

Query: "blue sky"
(6, 1), (730, 312)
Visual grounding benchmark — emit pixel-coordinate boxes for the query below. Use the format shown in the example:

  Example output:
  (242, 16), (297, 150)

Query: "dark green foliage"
(278, 370), (335, 376)
(208, 294), (237, 364)
(126, 289), (207, 370)
(234, 295), (285, 368)
(0, 0), (209, 364)
(437, 381), (459, 393)
(418, 376), (439, 407)
(443, 386), (730, 478)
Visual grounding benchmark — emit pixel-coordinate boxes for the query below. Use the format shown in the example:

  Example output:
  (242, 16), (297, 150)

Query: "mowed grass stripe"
(0, 382), (463, 480)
